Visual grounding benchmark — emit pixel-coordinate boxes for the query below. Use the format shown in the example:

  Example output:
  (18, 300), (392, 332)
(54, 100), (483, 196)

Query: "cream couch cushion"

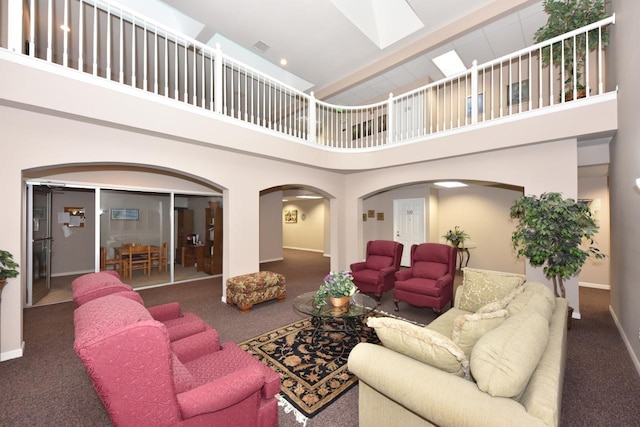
(367, 317), (470, 379)
(458, 268), (525, 312)
(470, 310), (549, 398)
(507, 288), (555, 322)
(451, 309), (508, 359)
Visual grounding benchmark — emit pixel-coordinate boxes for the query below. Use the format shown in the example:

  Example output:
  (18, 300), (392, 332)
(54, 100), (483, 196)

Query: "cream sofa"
(348, 268), (568, 427)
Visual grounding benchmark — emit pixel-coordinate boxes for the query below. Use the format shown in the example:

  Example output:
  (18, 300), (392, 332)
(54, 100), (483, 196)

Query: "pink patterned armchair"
(350, 240), (404, 305)
(71, 271), (210, 342)
(394, 243), (457, 313)
(74, 295), (279, 427)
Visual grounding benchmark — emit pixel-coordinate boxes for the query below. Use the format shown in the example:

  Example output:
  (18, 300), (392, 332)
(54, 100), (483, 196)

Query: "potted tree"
(0, 250), (20, 298)
(534, 0), (609, 101)
(509, 192), (604, 327)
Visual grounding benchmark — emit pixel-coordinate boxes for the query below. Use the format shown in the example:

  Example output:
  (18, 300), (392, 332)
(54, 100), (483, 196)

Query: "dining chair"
(127, 245), (151, 279)
(100, 246), (122, 274)
(151, 242), (169, 273)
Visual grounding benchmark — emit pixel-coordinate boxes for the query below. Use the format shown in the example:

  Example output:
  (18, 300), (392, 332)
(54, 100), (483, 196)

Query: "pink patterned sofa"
(71, 271), (210, 342)
(74, 294), (279, 426)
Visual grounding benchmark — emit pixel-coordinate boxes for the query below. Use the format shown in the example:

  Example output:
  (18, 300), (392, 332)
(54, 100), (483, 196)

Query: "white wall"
(282, 199), (325, 252)
(608, 0), (640, 371)
(437, 185), (524, 274)
(578, 176), (610, 288)
(361, 184), (525, 274)
(259, 191), (284, 262)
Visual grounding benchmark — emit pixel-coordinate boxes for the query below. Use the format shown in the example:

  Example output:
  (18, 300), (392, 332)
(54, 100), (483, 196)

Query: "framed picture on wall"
(284, 209), (298, 223)
(507, 79), (530, 106)
(110, 208), (139, 221)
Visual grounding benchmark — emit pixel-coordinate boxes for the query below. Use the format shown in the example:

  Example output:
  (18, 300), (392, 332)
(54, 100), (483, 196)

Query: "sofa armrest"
(350, 261), (367, 272)
(395, 268), (413, 281)
(177, 365), (265, 419)
(171, 329), (221, 363)
(348, 343), (545, 427)
(148, 302), (182, 321)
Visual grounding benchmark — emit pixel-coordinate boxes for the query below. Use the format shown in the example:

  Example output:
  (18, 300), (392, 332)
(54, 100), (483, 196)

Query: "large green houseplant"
(534, 0), (609, 100)
(509, 192), (604, 300)
(0, 250), (20, 297)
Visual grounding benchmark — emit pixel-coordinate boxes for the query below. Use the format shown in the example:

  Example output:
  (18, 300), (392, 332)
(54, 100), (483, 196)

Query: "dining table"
(113, 245), (160, 278)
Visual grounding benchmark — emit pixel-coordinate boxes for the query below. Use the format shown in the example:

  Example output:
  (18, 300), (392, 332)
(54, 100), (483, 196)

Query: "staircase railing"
(1, 0), (615, 150)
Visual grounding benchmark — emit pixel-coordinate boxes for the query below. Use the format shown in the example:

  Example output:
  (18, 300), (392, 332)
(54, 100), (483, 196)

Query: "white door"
(394, 198), (426, 266)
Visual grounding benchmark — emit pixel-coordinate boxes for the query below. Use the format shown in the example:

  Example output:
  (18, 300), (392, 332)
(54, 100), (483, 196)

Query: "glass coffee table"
(293, 291), (377, 346)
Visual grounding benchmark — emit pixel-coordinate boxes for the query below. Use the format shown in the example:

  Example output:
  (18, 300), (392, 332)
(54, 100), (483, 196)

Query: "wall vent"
(253, 40), (271, 53)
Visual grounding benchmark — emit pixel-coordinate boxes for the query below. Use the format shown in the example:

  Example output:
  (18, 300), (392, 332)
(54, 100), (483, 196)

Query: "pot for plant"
(567, 306), (574, 330)
(564, 88), (587, 102)
(329, 296), (350, 308)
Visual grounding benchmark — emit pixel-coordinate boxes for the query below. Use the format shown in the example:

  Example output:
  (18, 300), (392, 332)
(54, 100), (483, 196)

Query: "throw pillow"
(507, 290), (555, 322)
(451, 309), (509, 359)
(477, 285), (525, 314)
(367, 317), (470, 380)
(457, 268), (525, 312)
(470, 311), (549, 398)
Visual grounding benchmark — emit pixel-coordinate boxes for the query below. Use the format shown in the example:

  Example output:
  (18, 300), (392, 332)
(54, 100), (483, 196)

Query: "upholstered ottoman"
(226, 271), (286, 312)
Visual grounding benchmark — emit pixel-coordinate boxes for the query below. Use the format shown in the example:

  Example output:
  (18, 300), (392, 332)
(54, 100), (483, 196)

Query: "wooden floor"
(34, 264), (213, 306)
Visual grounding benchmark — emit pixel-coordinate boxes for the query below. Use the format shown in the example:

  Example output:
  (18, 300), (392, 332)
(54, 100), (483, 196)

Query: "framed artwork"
(507, 79), (530, 106)
(377, 212), (384, 221)
(367, 210), (375, 218)
(362, 214), (367, 221)
(284, 209), (298, 223)
(110, 208), (139, 221)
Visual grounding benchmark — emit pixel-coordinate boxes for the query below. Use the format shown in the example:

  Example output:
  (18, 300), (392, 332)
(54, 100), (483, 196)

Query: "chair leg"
(374, 293), (382, 306)
(394, 299), (400, 312)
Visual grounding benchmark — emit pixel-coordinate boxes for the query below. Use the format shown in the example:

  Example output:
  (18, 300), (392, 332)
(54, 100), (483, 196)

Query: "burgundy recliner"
(350, 240), (404, 305)
(394, 243), (457, 313)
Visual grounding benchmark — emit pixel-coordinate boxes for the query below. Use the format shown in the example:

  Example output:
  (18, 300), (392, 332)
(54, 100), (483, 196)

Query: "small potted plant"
(314, 271), (358, 308)
(0, 250), (20, 296)
(443, 226), (470, 248)
(534, 0), (609, 101)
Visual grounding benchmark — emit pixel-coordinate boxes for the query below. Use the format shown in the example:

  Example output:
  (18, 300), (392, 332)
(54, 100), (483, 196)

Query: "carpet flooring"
(1, 249), (639, 426)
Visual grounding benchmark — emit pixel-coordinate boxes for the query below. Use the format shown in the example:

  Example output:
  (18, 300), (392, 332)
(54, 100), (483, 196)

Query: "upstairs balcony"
(0, 0), (617, 157)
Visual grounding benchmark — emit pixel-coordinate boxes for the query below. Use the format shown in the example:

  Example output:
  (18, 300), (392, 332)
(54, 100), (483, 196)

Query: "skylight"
(329, 0), (425, 49)
(432, 50), (467, 77)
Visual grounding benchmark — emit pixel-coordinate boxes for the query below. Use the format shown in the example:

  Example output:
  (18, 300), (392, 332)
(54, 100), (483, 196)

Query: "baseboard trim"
(579, 281), (610, 290)
(282, 246), (324, 253)
(52, 269), (94, 278)
(260, 257), (284, 264)
(1, 341), (25, 361)
(609, 305), (640, 376)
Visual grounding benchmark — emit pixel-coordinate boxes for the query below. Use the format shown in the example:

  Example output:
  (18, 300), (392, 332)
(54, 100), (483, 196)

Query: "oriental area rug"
(239, 313), (382, 422)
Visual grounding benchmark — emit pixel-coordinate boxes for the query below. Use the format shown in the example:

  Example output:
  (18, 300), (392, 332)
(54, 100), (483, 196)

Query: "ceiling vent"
(253, 40), (271, 53)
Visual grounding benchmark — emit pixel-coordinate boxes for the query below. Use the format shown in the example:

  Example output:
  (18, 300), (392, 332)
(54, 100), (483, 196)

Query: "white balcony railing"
(1, 0), (615, 150)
